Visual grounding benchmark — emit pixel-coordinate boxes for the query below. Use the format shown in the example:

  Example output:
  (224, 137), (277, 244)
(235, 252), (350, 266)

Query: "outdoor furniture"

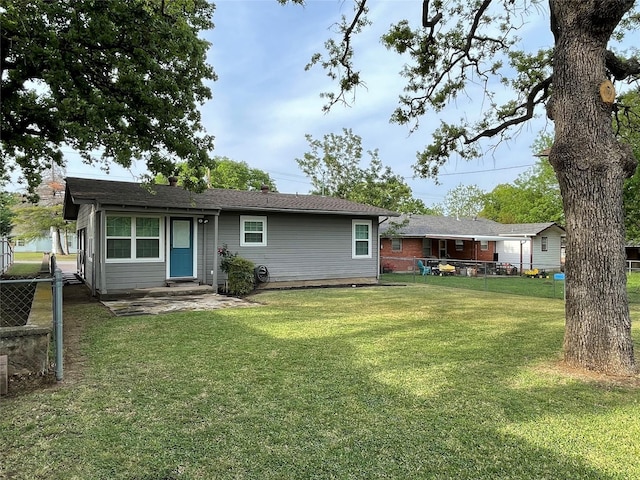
(417, 260), (431, 276)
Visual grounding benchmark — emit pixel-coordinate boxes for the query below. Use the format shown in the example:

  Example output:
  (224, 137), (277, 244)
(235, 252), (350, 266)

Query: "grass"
(383, 271), (640, 303)
(11, 251), (76, 262)
(2, 262), (43, 276)
(2, 285), (640, 479)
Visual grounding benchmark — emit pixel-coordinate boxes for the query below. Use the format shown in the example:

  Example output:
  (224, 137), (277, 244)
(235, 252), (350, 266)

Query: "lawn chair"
(417, 260), (431, 276)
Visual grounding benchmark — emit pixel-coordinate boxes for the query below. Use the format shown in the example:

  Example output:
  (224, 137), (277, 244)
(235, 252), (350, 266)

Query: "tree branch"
(605, 50), (640, 81)
(466, 75), (553, 143)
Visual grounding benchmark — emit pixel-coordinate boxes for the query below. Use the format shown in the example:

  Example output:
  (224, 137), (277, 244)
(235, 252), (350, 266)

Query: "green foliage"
(209, 157), (277, 191)
(226, 256), (256, 297)
(1, 0), (216, 197)
(440, 183), (485, 218)
(11, 204), (75, 242)
(380, 2), (554, 176)
(297, 128), (430, 214)
(154, 157), (277, 191)
(0, 191), (18, 237)
(620, 89), (640, 242)
(217, 244), (237, 274)
(481, 133), (564, 224)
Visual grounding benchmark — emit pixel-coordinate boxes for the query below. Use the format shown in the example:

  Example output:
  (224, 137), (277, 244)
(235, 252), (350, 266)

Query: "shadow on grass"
(2, 285), (638, 479)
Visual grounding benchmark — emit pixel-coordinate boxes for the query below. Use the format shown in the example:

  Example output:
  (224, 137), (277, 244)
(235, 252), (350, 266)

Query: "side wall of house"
(75, 205), (93, 289)
(530, 228), (564, 270)
(497, 229), (564, 272)
(216, 212), (380, 285)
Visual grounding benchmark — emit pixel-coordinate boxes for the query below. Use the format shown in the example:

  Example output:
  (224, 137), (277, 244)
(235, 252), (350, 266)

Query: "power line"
(437, 163), (535, 176)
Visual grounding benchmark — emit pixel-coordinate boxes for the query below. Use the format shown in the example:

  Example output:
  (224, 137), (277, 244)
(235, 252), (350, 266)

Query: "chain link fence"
(1, 255), (65, 384)
(0, 277), (38, 327)
(380, 256), (640, 304)
(380, 256), (567, 300)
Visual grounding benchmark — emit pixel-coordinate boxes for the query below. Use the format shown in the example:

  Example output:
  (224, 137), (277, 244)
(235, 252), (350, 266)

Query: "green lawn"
(383, 271), (640, 304)
(2, 285), (640, 479)
(11, 252), (76, 262)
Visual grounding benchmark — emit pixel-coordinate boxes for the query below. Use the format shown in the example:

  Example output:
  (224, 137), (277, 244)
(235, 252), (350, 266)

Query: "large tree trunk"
(548, 0), (637, 375)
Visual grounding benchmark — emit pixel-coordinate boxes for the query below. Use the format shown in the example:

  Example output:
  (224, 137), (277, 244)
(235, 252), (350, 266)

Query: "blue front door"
(170, 218), (193, 277)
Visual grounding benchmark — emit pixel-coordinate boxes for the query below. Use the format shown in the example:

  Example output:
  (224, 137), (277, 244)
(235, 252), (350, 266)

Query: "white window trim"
(480, 240), (489, 251)
(105, 215), (165, 263)
(352, 219), (372, 259)
(391, 238), (402, 252)
(240, 215), (267, 247)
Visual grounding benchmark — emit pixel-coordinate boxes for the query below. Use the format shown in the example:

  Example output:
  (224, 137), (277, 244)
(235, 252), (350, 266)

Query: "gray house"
(63, 177), (398, 296)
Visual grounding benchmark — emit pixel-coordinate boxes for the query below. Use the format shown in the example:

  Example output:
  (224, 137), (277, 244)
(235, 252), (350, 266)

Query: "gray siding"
(497, 227), (564, 271)
(217, 212), (380, 283)
(530, 229), (564, 270)
(76, 205), (94, 288)
(80, 207), (383, 293)
(104, 262), (168, 291)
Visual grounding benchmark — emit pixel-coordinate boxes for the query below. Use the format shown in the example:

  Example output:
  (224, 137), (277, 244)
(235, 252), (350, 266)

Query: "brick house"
(380, 215), (565, 275)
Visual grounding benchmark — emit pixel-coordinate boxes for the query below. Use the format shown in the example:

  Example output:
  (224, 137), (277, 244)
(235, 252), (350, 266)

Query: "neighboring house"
(11, 230), (77, 254)
(380, 215), (565, 274)
(62, 177), (398, 297)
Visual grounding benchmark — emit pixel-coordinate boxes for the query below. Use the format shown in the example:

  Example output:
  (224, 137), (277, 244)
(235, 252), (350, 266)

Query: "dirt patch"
(537, 361), (640, 389)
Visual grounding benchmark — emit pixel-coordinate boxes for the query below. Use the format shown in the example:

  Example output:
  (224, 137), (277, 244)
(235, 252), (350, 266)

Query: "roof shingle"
(63, 177), (399, 219)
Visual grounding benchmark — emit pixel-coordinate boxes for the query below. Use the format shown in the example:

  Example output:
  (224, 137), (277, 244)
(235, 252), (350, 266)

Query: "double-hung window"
(352, 220), (372, 258)
(240, 216), (267, 246)
(106, 216), (162, 261)
(541, 236), (548, 252)
(391, 238), (402, 252)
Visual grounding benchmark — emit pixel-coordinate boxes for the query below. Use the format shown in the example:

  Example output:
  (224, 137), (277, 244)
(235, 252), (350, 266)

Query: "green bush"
(226, 256), (255, 296)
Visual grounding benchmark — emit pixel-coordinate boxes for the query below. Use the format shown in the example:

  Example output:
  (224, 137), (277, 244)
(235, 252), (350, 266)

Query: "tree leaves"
(1, 0), (216, 197)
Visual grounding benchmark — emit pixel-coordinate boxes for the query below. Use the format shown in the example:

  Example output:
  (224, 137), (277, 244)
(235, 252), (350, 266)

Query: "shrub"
(226, 256), (255, 297)
(217, 244), (237, 274)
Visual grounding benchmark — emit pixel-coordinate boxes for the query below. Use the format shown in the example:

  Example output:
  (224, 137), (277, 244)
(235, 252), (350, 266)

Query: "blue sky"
(57, 1), (555, 207)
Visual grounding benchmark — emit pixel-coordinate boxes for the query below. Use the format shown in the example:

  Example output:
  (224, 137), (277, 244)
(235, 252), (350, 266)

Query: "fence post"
(54, 267), (64, 381)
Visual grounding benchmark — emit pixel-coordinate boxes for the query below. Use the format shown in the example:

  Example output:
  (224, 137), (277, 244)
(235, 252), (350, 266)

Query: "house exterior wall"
(496, 228), (564, 272)
(380, 237), (496, 272)
(530, 228), (564, 270)
(12, 235), (78, 254)
(76, 207), (383, 293)
(216, 212), (380, 286)
(75, 205), (93, 289)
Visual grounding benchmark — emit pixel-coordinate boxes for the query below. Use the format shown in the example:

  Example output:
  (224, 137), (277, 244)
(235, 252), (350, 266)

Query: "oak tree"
(1, 0), (216, 197)
(293, 0), (640, 375)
